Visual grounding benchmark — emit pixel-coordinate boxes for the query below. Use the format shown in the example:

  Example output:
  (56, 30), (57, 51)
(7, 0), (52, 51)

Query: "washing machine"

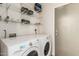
(0, 35), (41, 56)
(38, 34), (52, 56)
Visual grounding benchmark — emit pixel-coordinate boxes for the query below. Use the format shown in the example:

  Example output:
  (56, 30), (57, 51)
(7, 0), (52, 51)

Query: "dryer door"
(44, 42), (50, 56)
(44, 41), (51, 56)
(22, 47), (40, 56)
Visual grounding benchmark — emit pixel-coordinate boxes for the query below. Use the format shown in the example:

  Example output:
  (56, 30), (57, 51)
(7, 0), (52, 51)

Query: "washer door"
(27, 50), (38, 56)
(44, 41), (50, 56)
(22, 47), (40, 56)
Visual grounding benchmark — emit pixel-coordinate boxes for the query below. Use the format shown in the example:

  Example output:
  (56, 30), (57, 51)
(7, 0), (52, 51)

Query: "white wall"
(0, 3), (43, 38)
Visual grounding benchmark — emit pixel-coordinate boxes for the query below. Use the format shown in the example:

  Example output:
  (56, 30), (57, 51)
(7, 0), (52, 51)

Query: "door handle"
(55, 29), (58, 36)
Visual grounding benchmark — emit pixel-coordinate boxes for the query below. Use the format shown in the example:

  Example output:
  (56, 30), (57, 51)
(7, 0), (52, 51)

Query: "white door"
(55, 6), (79, 56)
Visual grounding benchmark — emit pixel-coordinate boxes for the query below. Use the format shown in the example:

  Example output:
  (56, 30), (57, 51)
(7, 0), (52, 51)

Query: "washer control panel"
(11, 39), (39, 55)
(12, 44), (27, 55)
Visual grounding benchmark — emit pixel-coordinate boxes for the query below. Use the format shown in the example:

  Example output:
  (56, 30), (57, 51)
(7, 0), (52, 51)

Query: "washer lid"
(22, 47), (40, 56)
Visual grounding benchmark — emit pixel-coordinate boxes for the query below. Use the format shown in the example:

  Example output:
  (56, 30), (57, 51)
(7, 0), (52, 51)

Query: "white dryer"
(0, 35), (41, 56)
(37, 34), (52, 56)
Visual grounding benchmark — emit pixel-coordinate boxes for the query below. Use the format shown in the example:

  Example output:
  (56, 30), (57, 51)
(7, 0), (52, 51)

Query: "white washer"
(38, 34), (52, 56)
(0, 35), (41, 56)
